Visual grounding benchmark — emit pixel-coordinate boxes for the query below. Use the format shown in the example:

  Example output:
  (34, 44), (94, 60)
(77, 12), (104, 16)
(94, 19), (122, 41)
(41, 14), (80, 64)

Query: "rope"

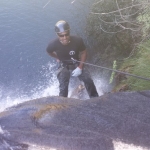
(71, 58), (150, 81)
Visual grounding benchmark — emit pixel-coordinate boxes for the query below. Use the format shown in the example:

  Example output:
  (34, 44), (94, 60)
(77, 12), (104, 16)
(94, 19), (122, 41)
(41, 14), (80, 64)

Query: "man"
(46, 20), (98, 98)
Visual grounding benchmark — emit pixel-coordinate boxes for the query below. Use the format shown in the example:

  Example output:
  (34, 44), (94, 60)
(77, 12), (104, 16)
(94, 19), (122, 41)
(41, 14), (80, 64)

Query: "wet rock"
(0, 91), (150, 149)
(0, 134), (28, 150)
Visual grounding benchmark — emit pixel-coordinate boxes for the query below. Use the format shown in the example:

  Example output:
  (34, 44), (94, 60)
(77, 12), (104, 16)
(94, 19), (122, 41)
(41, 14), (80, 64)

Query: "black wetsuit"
(47, 35), (98, 98)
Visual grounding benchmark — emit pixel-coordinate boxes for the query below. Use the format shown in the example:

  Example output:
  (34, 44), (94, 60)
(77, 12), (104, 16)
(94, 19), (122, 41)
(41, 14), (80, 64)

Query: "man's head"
(55, 20), (70, 45)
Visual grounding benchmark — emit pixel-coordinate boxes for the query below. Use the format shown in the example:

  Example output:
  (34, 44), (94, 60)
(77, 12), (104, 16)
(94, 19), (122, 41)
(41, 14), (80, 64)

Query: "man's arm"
(78, 50), (87, 69)
(47, 51), (60, 62)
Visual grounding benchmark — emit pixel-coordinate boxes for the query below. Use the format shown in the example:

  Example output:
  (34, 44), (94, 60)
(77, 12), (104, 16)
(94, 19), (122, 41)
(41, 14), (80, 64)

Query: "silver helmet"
(55, 20), (70, 33)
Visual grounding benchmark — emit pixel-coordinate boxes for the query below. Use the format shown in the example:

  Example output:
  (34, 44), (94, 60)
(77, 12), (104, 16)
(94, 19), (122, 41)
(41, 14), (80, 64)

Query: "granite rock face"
(0, 91), (150, 150)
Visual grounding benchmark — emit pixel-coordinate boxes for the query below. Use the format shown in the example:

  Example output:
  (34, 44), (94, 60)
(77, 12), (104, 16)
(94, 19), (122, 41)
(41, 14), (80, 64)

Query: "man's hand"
(56, 59), (60, 62)
(72, 67), (82, 77)
(48, 52), (60, 62)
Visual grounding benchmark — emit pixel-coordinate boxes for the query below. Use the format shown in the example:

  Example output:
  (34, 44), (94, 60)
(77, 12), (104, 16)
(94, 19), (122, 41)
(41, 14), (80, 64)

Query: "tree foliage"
(86, 0), (150, 64)
(85, 0), (150, 91)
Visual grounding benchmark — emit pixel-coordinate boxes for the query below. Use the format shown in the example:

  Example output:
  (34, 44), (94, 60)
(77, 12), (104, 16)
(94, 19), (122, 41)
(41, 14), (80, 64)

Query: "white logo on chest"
(69, 51), (75, 55)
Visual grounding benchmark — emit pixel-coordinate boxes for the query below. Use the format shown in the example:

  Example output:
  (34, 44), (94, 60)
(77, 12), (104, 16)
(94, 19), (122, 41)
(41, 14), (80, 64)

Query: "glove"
(72, 67), (82, 77)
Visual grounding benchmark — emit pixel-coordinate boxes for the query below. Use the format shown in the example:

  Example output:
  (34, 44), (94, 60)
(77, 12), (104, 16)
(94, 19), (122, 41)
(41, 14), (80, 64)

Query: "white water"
(0, 62), (59, 113)
(0, 63), (104, 113)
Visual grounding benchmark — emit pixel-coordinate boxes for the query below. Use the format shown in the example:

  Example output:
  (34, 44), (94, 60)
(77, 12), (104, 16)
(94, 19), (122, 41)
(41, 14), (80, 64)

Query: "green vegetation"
(115, 40), (150, 91)
(137, 7), (150, 37)
(109, 60), (117, 84)
(114, 5), (150, 92)
(86, 0), (150, 92)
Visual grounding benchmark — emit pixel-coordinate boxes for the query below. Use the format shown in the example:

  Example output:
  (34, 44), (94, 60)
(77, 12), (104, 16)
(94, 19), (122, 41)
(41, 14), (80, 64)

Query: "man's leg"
(78, 69), (98, 98)
(57, 67), (70, 97)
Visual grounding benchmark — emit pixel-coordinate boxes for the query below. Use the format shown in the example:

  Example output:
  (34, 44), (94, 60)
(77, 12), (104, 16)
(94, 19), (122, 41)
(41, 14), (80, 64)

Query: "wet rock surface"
(0, 91), (150, 149)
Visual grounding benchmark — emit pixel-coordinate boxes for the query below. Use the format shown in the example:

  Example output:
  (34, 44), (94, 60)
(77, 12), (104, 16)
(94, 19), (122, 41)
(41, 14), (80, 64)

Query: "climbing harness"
(71, 58), (150, 81)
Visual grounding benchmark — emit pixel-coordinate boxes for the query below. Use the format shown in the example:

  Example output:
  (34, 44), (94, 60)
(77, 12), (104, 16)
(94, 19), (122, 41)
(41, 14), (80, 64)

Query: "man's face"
(57, 31), (70, 45)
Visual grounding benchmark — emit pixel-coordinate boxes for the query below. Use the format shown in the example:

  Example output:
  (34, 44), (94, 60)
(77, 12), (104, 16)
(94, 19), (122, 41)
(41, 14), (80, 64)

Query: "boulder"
(0, 91), (150, 149)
